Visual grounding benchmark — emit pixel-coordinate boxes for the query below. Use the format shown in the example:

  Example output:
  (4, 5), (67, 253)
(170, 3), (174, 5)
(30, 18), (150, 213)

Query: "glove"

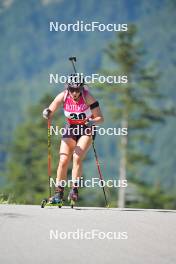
(43, 108), (51, 119)
(85, 119), (95, 127)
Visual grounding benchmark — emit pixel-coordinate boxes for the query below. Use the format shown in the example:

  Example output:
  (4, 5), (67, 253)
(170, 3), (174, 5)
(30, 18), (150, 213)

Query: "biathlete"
(43, 74), (104, 205)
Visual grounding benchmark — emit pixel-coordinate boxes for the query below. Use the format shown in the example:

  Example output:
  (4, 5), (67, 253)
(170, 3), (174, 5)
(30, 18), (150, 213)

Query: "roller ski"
(68, 187), (78, 208)
(41, 186), (64, 208)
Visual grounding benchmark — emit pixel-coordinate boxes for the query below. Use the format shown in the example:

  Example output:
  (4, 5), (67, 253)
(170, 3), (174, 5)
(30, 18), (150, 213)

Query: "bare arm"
(86, 92), (104, 124)
(48, 91), (65, 118)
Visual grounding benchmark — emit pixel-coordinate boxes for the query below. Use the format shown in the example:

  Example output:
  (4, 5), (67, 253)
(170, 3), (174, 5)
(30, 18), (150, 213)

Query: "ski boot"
(68, 187), (78, 208)
(41, 186), (64, 208)
(48, 186), (64, 207)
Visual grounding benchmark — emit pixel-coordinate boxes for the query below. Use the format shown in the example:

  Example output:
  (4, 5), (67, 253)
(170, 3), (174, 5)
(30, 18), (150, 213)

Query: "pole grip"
(69, 57), (77, 73)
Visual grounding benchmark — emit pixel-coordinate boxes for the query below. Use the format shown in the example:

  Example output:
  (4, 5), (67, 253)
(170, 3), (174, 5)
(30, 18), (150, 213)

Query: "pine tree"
(96, 25), (175, 208)
(127, 178), (176, 209)
(5, 94), (64, 204)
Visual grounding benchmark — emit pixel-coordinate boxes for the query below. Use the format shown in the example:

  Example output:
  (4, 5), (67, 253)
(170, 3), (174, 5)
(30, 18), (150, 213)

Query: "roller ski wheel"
(41, 198), (48, 208)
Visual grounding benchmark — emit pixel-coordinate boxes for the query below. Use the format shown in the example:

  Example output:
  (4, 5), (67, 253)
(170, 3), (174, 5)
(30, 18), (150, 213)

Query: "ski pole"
(91, 137), (109, 207)
(48, 118), (52, 198)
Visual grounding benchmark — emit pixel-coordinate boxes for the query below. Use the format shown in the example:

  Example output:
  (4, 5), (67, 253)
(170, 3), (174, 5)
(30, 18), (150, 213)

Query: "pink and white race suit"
(63, 88), (92, 125)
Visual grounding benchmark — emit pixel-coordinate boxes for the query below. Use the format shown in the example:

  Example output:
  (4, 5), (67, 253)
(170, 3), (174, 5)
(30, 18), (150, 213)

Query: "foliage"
(0, 0), (176, 207)
(4, 94), (64, 204)
(126, 179), (176, 209)
(95, 24), (175, 206)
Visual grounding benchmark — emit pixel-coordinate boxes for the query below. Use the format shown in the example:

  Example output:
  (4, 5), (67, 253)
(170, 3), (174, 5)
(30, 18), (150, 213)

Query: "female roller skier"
(43, 74), (104, 204)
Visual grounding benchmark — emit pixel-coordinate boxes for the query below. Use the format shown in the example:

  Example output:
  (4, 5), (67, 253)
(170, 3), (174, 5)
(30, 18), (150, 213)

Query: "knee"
(59, 155), (69, 168)
(73, 154), (82, 166)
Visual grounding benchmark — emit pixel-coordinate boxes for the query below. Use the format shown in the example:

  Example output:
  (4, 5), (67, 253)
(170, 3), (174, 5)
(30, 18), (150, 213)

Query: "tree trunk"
(118, 119), (128, 208)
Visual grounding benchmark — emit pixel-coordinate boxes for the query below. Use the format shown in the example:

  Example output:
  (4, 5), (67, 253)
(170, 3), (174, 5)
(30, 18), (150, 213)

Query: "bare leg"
(56, 138), (76, 185)
(72, 135), (92, 182)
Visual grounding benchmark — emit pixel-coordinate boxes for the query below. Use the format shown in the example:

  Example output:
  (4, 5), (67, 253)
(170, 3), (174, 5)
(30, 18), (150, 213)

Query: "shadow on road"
(0, 213), (28, 218)
(73, 208), (176, 213)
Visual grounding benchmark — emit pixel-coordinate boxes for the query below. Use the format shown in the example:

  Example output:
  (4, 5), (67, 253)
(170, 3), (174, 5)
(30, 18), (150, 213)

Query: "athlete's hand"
(85, 118), (95, 127)
(42, 108), (52, 119)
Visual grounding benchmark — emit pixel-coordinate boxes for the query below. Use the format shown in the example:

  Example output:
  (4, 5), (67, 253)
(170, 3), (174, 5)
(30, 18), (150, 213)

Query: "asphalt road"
(0, 205), (176, 264)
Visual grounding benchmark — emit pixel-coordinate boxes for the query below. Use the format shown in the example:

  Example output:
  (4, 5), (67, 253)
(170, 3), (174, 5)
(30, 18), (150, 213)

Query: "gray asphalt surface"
(0, 205), (176, 264)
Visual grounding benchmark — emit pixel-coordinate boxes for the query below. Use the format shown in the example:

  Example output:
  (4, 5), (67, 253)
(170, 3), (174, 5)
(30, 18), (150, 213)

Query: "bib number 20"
(70, 113), (86, 120)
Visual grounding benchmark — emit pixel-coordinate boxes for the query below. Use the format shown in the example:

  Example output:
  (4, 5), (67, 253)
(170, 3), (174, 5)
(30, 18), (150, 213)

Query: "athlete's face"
(69, 88), (81, 100)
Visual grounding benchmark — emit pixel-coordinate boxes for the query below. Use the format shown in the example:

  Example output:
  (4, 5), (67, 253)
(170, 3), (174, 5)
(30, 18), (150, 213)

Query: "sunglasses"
(69, 87), (81, 93)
